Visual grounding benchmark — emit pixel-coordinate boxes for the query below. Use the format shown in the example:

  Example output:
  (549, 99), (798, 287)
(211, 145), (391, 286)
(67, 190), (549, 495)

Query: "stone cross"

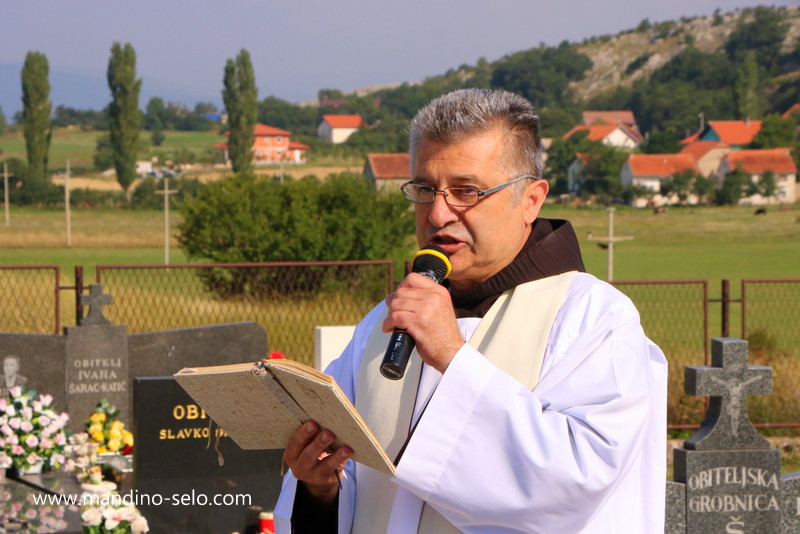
(79, 283), (113, 325)
(684, 337), (772, 450)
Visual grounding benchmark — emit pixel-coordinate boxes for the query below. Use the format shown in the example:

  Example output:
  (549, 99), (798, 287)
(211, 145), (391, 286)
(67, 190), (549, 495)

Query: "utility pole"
(4, 162), (9, 227)
(65, 160), (72, 247)
(155, 176), (178, 265)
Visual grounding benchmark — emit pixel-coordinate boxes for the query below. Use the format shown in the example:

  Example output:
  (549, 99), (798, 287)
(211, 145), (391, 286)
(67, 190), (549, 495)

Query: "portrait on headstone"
(1, 355), (28, 398)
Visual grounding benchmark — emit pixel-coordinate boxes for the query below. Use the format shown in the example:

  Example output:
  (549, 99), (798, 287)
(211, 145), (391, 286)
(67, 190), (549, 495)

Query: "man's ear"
(523, 179), (549, 225)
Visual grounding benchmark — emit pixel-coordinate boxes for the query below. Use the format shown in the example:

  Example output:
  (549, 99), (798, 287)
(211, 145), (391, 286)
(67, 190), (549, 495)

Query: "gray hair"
(408, 89), (543, 201)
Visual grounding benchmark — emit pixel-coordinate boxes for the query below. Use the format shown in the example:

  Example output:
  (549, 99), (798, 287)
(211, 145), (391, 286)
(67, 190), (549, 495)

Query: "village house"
(680, 140), (731, 179)
(717, 148), (797, 205)
(213, 123), (309, 165)
(582, 110), (639, 131)
(566, 153), (599, 193)
(680, 119), (762, 148)
(620, 153), (701, 207)
(562, 122), (643, 150)
(317, 114), (363, 144)
(363, 153), (410, 191)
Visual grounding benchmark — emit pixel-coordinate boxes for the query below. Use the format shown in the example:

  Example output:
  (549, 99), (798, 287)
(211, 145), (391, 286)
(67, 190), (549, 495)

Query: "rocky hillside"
(571, 5), (800, 100)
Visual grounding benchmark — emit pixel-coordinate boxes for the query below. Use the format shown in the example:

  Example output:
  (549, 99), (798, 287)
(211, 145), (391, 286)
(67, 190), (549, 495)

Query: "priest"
(274, 88), (667, 533)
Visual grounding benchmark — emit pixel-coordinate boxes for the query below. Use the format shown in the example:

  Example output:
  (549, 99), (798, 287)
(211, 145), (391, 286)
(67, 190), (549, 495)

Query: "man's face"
(412, 128), (548, 291)
(4, 357), (18, 376)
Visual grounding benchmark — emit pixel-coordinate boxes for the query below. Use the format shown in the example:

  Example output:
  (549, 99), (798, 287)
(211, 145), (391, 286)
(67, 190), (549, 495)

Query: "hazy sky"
(1, 1), (795, 116)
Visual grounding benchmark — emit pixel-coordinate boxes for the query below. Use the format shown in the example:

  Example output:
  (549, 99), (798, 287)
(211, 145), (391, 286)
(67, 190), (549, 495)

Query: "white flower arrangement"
(0, 386), (69, 472)
(80, 490), (149, 534)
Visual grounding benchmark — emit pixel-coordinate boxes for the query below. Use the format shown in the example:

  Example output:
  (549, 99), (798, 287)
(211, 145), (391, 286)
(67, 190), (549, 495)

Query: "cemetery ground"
(1, 201), (800, 477)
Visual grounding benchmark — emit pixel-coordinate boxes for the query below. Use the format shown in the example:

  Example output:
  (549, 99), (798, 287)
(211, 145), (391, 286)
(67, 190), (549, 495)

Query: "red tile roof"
(254, 123), (293, 137)
(322, 114), (363, 129)
(707, 120), (762, 145)
(582, 111), (636, 126)
(563, 123), (643, 143)
(680, 132), (701, 145)
(680, 141), (729, 160)
(288, 141), (310, 150)
(366, 153), (410, 180)
(782, 103), (800, 119)
(626, 154), (700, 177)
(723, 148), (797, 174)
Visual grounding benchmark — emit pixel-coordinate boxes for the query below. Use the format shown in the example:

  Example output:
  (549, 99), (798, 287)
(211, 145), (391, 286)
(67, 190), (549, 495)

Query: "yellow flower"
(89, 413), (107, 423)
(92, 431), (105, 444)
(109, 428), (122, 440)
(96, 445), (107, 453)
(107, 438), (122, 452)
(88, 423), (103, 435)
(122, 431), (134, 447)
(111, 420), (124, 432)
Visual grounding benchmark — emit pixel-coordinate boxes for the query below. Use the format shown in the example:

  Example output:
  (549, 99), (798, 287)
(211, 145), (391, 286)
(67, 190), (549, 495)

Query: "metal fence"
(0, 266), (61, 334)
(95, 261), (394, 363)
(1, 264), (798, 429)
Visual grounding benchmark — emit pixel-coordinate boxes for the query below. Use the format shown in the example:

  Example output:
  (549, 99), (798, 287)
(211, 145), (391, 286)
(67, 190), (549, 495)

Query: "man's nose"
(427, 190), (458, 226)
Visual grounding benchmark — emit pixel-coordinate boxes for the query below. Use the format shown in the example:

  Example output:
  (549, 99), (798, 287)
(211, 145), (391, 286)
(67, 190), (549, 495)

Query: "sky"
(1, 0), (796, 117)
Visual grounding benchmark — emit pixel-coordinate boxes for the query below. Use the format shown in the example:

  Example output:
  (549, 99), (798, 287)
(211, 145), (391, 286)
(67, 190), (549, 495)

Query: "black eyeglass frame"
(400, 175), (541, 207)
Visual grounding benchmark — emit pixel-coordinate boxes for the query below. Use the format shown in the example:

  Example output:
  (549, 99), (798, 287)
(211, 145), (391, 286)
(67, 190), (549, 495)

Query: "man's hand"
(283, 421), (352, 504)
(383, 272), (464, 373)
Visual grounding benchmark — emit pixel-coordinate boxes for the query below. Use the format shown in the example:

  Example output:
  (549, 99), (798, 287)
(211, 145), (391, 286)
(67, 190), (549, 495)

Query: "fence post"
(75, 265), (84, 326)
(721, 279), (730, 337)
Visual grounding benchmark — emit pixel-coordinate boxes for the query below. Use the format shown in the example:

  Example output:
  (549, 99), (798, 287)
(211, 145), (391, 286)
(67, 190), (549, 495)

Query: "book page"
(174, 365), (304, 450)
(267, 361), (396, 476)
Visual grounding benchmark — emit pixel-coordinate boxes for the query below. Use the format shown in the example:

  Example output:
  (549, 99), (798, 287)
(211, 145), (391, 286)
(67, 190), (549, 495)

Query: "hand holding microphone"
(380, 245), (452, 380)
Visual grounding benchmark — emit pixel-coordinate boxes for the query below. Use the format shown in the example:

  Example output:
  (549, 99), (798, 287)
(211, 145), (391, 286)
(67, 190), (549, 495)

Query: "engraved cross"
(684, 338), (772, 450)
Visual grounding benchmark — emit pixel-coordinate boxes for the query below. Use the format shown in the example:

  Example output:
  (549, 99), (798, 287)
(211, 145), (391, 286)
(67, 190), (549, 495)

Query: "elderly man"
(2, 355), (28, 397)
(275, 89), (667, 533)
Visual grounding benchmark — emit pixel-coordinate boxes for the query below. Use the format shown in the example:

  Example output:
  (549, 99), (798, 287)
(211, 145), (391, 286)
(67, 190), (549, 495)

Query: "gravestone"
(0, 284), (267, 433)
(133, 377), (284, 534)
(669, 338), (783, 533)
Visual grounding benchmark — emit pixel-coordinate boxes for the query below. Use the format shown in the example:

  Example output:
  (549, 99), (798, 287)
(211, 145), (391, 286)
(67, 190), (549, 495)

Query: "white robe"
(275, 272), (668, 533)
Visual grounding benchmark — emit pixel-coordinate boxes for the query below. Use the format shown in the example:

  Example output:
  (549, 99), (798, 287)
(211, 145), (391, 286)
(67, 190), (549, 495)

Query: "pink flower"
(0, 424), (12, 437)
(55, 432), (67, 446)
(39, 394), (53, 406)
(39, 438), (54, 450)
(25, 435), (39, 448)
(9, 386), (22, 398)
(20, 421), (34, 433)
(12, 445), (24, 455)
(39, 415), (51, 427)
(8, 417), (21, 430)
(26, 452), (40, 465)
(21, 407), (33, 420)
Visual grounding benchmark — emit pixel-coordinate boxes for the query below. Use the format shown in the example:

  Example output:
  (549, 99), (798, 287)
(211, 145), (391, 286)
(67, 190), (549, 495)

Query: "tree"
(107, 42), (142, 197)
(752, 114), (797, 149)
(21, 51), (52, 183)
(733, 51), (761, 119)
(660, 170), (696, 203)
(749, 170), (777, 199)
(0, 106), (6, 135)
(222, 49), (258, 174)
(692, 175), (717, 204)
(716, 165), (750, 205)
(144, 97), (167, 131)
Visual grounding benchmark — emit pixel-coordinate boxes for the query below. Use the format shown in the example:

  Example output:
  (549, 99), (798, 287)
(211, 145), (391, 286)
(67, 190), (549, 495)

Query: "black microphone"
(380, 245), (452, 380)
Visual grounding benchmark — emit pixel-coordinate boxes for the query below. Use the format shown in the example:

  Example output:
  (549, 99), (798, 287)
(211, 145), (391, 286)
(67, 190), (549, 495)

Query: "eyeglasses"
(400, 175), (540, 207)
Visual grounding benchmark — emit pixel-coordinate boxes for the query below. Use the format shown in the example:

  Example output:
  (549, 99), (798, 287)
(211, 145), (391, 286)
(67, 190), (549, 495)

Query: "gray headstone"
(671, 338), (783, 534)
(782, 473), (800, 533)
(684, 338), (772, 451)
(64, 323), (129, 433)
(665, 481), (686, 534)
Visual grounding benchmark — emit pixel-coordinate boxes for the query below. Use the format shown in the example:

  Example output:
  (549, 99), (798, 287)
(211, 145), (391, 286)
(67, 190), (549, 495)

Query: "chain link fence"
(0, 266), (60, 334)
(2, 265), (799, 429)
(613, 280), (709, 429)
(95, 262), (394, 364)
(741, 279), (800, 431)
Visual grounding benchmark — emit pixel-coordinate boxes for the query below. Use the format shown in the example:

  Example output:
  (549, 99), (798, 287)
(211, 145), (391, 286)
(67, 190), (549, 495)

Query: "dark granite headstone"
(0, 284), (268, 435)
(672, 338), (782, 534)
(133, 377), (283, 534)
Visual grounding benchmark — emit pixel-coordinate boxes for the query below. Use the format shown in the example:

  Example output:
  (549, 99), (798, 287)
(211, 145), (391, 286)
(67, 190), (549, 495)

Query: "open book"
(173, 359), (396, 477)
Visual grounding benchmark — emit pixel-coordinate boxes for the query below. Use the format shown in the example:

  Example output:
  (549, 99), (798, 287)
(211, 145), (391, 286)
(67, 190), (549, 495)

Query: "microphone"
(380, 245), (452, 380)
